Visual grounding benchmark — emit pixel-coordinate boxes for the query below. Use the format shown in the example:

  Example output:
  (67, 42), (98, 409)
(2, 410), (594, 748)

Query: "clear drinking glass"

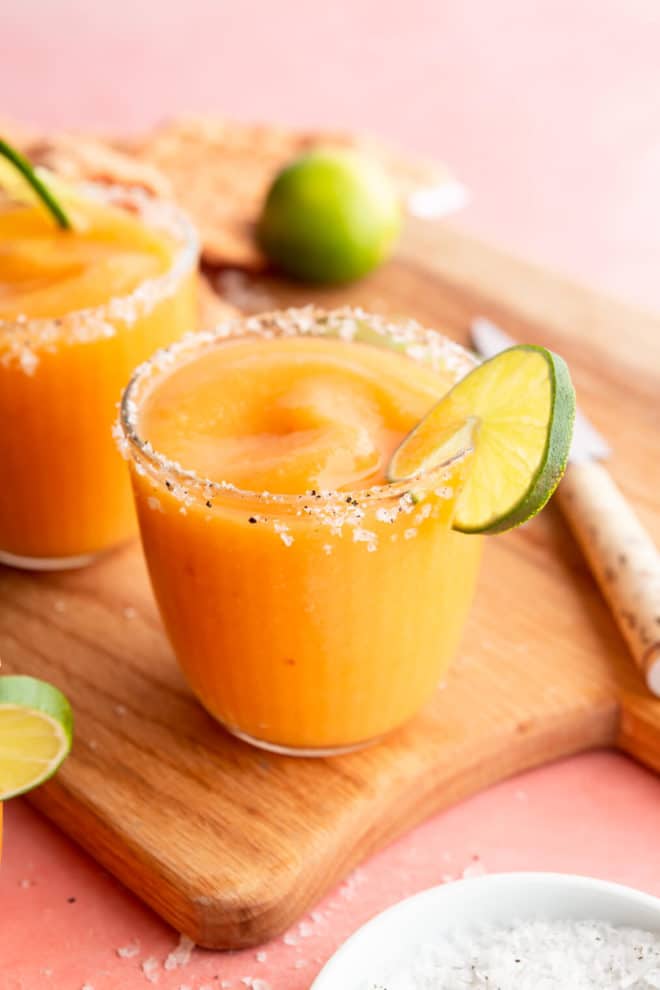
(0, 186), (199, 569)
(118, 307), (483, 755)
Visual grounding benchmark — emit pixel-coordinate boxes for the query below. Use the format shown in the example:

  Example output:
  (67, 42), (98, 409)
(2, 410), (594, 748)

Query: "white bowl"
(311, 872), (660, 989)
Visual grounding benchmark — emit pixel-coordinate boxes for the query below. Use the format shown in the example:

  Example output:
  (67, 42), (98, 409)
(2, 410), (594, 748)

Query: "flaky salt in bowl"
(311, 873), (660, 990)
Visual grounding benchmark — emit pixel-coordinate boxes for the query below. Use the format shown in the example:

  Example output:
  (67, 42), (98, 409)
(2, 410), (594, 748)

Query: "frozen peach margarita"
(119, 308), (484, 753)
(0, 172), (198, 567)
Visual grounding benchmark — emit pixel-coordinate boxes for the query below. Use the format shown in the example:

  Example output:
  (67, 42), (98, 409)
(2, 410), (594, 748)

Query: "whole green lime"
(257, 147), (401, 283)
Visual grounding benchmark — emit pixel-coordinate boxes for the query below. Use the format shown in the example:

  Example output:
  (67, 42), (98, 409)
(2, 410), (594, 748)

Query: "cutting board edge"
(27, 698), (619, 948)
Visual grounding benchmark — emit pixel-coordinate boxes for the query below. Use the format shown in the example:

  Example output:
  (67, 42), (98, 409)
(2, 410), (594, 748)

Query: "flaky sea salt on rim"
(0, 183), (199, 375)
(116, 305), (476, 542)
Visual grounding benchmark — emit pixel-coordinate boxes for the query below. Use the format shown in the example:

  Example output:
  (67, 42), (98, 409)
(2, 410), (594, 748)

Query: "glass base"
(226, 723), (382, 758)
(0, 548), (100, 572)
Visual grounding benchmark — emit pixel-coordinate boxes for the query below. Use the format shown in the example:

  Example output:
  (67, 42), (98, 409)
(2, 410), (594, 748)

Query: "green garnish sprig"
(0, 137), (72, 229)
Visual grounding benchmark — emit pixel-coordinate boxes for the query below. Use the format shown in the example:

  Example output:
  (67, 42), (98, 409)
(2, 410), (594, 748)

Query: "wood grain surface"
(1, 217), (659, 948)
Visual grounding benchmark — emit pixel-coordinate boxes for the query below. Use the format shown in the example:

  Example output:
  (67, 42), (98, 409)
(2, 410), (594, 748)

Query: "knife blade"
(471, 317), (611, 464)
(470, 315), (660, 697)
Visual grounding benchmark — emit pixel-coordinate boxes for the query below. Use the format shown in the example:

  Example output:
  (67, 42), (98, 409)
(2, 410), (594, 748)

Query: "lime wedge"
(387, 345), (575, 533)
(0, 675), (74, 800)
(0, 138), (72, 229)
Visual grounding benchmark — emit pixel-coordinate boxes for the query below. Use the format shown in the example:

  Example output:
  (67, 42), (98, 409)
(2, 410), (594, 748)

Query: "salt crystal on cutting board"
(366, 920), (660, 989)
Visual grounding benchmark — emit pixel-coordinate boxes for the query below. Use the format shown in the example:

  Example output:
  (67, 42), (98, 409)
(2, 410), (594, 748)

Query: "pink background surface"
(2, 2), (660, 987)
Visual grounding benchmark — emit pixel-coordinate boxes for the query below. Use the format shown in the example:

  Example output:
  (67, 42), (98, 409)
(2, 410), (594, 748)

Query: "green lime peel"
(0, 137), (72, 230)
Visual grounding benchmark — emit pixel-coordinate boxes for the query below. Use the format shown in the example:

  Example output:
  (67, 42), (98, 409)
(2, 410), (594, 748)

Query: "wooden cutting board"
(2, 217), (660, 949)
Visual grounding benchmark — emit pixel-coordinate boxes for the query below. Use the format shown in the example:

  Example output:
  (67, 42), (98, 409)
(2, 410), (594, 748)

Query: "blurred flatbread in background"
(24, 134), (173, 199)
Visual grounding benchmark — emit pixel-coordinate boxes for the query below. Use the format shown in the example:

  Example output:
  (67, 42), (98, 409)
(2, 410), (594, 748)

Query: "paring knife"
(471, 316), (660, 697)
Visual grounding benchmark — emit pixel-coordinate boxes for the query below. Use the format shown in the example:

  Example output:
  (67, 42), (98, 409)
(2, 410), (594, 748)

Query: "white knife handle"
(556, 461), (660, 695)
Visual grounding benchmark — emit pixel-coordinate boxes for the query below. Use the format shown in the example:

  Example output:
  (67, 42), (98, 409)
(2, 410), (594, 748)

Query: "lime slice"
(0, 675), (74, 800)
(0, 138), (72, 229)
(387, 345), (575, 533)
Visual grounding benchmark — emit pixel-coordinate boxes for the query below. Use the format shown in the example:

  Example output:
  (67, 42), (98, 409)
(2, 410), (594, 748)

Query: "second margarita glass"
(0, 184), (198, 569)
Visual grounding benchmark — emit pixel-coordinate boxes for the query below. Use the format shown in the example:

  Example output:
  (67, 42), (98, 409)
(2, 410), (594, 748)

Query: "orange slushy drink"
(119, 308), (482, 754)
(0, 185), (198, 568)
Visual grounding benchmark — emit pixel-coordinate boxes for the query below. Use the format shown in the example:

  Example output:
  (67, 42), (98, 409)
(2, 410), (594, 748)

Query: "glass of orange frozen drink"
(118, 308), (482, 754)
(0, 183), (198, 569)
